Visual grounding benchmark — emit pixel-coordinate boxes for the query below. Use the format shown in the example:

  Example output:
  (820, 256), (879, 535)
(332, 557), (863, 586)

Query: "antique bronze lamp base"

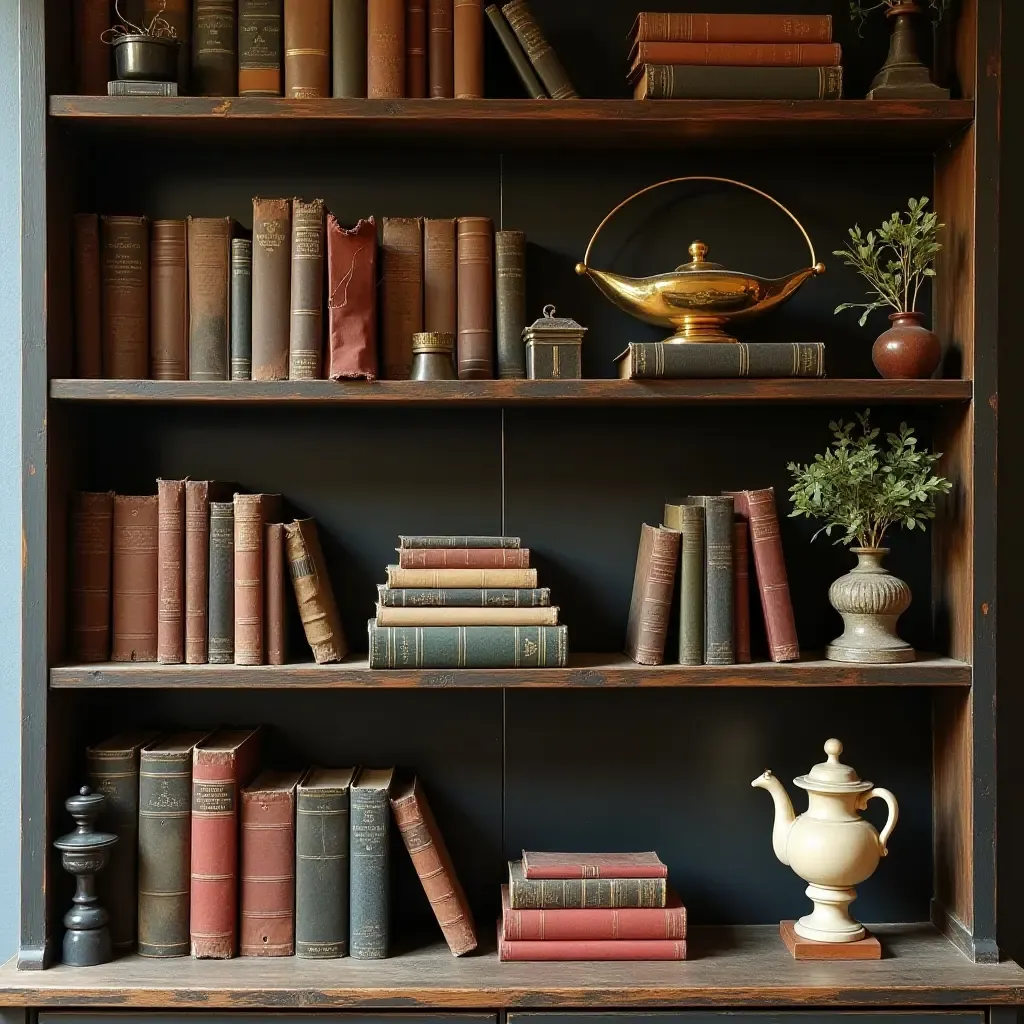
(664, 316), (737, 344)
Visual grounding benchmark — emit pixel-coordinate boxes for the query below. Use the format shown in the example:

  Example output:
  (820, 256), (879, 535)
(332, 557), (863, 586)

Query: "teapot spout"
(575, 264), (669, 328)
(751, 770), (796, 866)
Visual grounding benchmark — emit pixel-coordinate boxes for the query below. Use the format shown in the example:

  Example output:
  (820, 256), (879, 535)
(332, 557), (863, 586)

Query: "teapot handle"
(859, 787), (899, 856)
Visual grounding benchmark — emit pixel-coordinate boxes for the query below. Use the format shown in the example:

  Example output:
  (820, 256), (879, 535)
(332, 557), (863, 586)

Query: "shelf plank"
(1, 926), (1022, 1007)
(50, 654), (971, 689)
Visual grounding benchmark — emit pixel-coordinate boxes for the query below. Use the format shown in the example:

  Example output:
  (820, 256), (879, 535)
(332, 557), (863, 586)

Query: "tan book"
(386, 566), (538, 588)
(285, 518), (347, 664)
(375, 604), (557, 627)
(380, 217), (423, 379)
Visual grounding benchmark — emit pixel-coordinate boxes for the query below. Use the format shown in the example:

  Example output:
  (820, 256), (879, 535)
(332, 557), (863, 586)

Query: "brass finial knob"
(689, 240), (709, 263)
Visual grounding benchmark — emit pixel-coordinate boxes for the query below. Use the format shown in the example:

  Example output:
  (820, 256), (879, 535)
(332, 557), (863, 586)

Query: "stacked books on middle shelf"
(369, 535), (569, 668)
(499, 852), (687, 961)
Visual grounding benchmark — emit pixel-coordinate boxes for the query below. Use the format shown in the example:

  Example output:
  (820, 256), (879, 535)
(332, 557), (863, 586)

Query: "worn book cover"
(368, 621), (568, 668)
(350, 768), (394, 959)
(664, 502), (705, 666)
(521, 851), (668, 879)
(285, 518), (347, 663)
(386, 566), (537, 588)
(157, 479), (186, 664)
(375, 604), (558, 627)
(112, 495), (159, 663)
(508, 859), (667, 910)
(70, 491), (114, 662)
(624, 523), (680, 667)
(690, 495), (734, 666)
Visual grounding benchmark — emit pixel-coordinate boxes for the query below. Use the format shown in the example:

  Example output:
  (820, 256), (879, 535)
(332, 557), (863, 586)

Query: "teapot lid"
(794, 739), (873, 793)
(674, 240), (726, 273)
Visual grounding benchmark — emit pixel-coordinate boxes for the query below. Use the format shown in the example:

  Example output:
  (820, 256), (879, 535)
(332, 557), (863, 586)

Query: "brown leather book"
(75, 0), (112, 95)
(101, 215), (150, 380)
(284, 0), (331, 97)
(407, 0), (428, 97)
(157, 479), (186, 664)
(453, 0), (484, 97)
(112, 495), (159, 663)
(192, 0), (238, 96)
(185, 480), (234, 664)
(289, 198), (326, 379)
(428, 0), (454, 97)
(495, 229), (526, 379)
(630, 12), (832, 47)
(734, 518), (751, 664)
(333, 0), (367, 96)
(624, 523), (680, 666)
(367, 0), (405, 98)
(70, 491), (114, 663)
(146, 0), (191, 89)
(381, 217), (423, 379)
(424, 218), (456, 335)
(456, 216), (494, 379)
(326, 215), (378, 380)
(239, 0), (283, 96)
(630, 41), (841, 75)
(150, 219), (189, 381)
(502, 0), (577, 99)
(252, 197), (292, 381)
(284, 518), (347, 663)
(73, 214), (103, 379)
(188, 216), (233, 381)
(266, 522), (287, 665)
(234, 493), (282, 665)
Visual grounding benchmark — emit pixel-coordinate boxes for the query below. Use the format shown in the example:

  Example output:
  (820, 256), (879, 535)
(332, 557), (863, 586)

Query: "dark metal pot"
(113, 34), (181, 82)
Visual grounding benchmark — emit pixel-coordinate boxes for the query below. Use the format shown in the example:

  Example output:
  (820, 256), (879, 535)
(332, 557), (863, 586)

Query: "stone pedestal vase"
(872, 311), (942, 379)
(866, 2), (949, 99)
(826, 548), (914, 664)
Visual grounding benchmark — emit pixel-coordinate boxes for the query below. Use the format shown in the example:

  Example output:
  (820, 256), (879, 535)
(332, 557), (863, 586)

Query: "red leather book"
(630, 12), (832, 46)
(498, 920), (686, 961)
(521, 851), (667, 880)
(398, 547), (530, 569)
(734, 518), (751, 664)
(456, 216), (494, 379)
(157, 479), (186, 664)
(112, 495), (159, 663)
(191, 728), (261, 959)
(70, 490), (114, 662)
(326, 215), (378, 380)
(265, 522), (287, 666)
(630, 41), (841, 73)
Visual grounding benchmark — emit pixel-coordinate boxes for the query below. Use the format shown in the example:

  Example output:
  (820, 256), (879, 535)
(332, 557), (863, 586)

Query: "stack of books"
(369, 535), (568, 668)
(629, 12), (843, 100)
(499, 852), (687, 961)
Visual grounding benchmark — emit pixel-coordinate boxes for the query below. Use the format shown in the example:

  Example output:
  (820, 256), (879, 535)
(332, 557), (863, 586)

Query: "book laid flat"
(265, 523), (287, 666)
(375, 604), (558, 627)
(381, 216), (423, 379)
(150, 219), (188, 380)
(400, 534), (521, 548)
(75, 0), (111, 95)
(502, 0), (577, 98)
(429, 0), (455, 97)
(327, 215), (378, 380)
(101, 215), (149, 379)
(193, 0), (238, 96)
(368, 0), (406, 98)
(387, 566), (538, 588)
(231, 238), (253, 379)
(188, 216), (233, 381)
(634, 64), (844, 100)
(350, 767), (394, 960)
(285, 518), (348, 663)
(734, 518), (752, 664)
(112, 494), (159, 663)
(398, 547), (530, 568)
(378, 585), (552, 607)
(208, 500), (235, 664)
(369, 621), (568, 668)
(284, 0), (331, 97)
(70, 491), (114, 662)
(508, 860), (667, 909)
(522, 851), (668, 879)
(630, 13), (832, 46)
(616, 341), (825, 380)
(496, 229), (528, 378)
(333, 0), (368, 97)
(73, 213), (102, 378)
(407, 0), (428, 96)
(630, 41), (841, 72)
(157, 478), (186, 664)
(457, 216), (494, 379)
(391, 775), (478, 956)
(239, 0), (283, 96)
(454, 0), (484, 97)
(486, 4), (546, 98)
(289, 197), (326, 379)
(498, 925), (687, 961)
(252, 197), (293, 381)
(186, 480), (234, 665)
(107, 80), (179, 95)
(664, 502), (704, 666)
(624, 523), (680, 667)
(691, 495), (734, 666)
(423, 218), (457, 335)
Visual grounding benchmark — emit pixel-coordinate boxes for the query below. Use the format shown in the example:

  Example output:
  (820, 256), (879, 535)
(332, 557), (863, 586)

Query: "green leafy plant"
(849, 0), (951, 32)
(833, 197), (942, 327)
(787, 410), (951, 549)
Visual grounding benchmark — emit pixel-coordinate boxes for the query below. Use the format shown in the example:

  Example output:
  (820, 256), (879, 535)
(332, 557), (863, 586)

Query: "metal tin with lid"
(410, 332), (456, 381)
(523, 305), (587, 380)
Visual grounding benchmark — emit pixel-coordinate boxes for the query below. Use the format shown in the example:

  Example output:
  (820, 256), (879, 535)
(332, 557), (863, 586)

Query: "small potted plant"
(104, 0), (181, 83)
(853, 1), (950, 99)
(834, 196), (943, 379)
(787, 410), (951, 664)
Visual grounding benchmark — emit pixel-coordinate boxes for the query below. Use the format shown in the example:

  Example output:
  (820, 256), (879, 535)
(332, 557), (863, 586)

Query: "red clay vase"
(872, 312), (941, 379)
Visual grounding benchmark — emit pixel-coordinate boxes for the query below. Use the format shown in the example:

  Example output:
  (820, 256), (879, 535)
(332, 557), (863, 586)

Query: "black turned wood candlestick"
(867, 2), (950, 99)
(53, 786), (119, 966)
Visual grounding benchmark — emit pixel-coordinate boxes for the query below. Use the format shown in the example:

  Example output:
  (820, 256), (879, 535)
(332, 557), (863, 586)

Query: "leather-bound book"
(399, 533), (521, 548)
(265, 522), (287, 665)
(157, 479), (186, 664)
(185, 480), (234, 664)
(150, 220), (189, 380)
(508, 859), (667, 910)
(630, 12), (833, 45)
(231, 238), (253, 379)
(296, 767), (355, 958)
(616, 341), (825, 380)
(634, 64), (843, 101)
(284, 0), (331, 97)
(289, 198), (326, 379)
(399, 547), (530, 568)
(87, 730), (159, 953)
(241, 770), (302, 956)
(391, 776), (477, 956)
(239, 0), (283, 96)
(523, 851), (668, 879)
(428, 0), (454, 97)
(368, 0), (405, 97)
(386, 565), (535, 588)
(193, 0), (238, 96)
(188, 216), (233, 381)
(73, 214), (103, 378)
(252, 197), (292, 381)
(285, 518), (347, 663)
(624, 523), (680, 666)
(235, 493), (268, 666)
(453, 0), (483, 97)
(101, 215), (150, 380)
(407, 0), (428, 97)
(191, 728), (262, 958)
(486, 4), (545, 97)
(495, 229), (526, 378)
(70, 491), (114, 663)
(112, 495), (159, 663)
(350, 768), (393, 959)
(380, 217), (423, 379)
(502, 0), (577, 98)
(664, 502), (704, 667)
(691, 495), (734, 666)
(456, 216), (494, 379)
(75, 0), (112, 95)
(333, 0), (367, 96)
(378, 584), (551, 608)
(326, 215), (378, 380)
(376, 604), (557, 627)
(734, 518), (751, 664)
(499, 929), (685, 961)
(631, 41), (842, 71)
(138, 732), (211, 958)
(146, 0), (191, 89)
(424, 218), (456, 335)
(208, 499), (235, 664)
(368, 621), (567, 667)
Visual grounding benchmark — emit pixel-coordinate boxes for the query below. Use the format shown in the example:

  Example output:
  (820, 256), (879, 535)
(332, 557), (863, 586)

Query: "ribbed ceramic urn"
(826, 548), (914, 664)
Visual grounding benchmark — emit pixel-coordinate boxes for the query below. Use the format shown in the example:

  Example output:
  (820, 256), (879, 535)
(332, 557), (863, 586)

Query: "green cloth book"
(368, 621), (568, 668)
(508, 860), (668, 909)
(616, 342), (825, 379)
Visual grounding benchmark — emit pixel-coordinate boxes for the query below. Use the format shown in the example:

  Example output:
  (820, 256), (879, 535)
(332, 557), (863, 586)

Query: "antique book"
(112, 495), (159, 663)
(368, 621), (568, 668)
(380, 217), (423, 379)
(188, 216), (233, 381)
(192, 0), (238, 96)
(399, 534), (521, 548)
(332, 0), (368, 97)
(326, 215), (378, 380)
(284, 0), (331, 97)
(73, 213), (103, 378)
(75, 0), (112, 95)
(734, 518), (752, 664)
(350, 768), (394, 959)
(240, 770), (302, 956)
(265, 522), (287, 665)
(101, 215), (150, 379)
(495, 230), (527, 378)
(234, 493), (272, 665)
(150, 219), (189, 381)
(630, 12), (832, 45)
(87, 730), (159, 952)
(616, 341), (825, 380)
(391, 776), (478, 956)
(367, 0), (405, 98)
(453, 0), (484, 97)
(186, 480), (234, 664)
(630, 41), (841, 73)
(634, 64), (844, 101)
(663, 502), (704, 666)
(407, 0), (428, 96)
(230, 238), (253, 379)
(70, 491), (114, 662)
(624, 523), (680, 667)
(428, 0), (454, 97)
(486, 5), (546, 98)
(508, 860), (667, 909)
(289, 198), (326, 379)
(191, 728), (261, 958)
(157, 478), (186, 664)
(376, 604), (558, 627)
(691, 495), (734, 666)
(521, 851), (668, 879)
(285, 518), (347, 663)
(239, 0), (283, 96)
(207, 499), (235, 664)
(378, 585), (551, 608)
(107, 80), (180, 95)
(145, 0), (191, 88)
(423, 218), (457, 335)
(252, 197), (292, 380)
(296, 767), (356, 958)
(499, 928), (686, 961)
(387, 566), (537, 588)
(502, 0), (577, 98)
(398, 547), (530, 568)
(456, 216), (494, 379)
(138, 732), (211, 958)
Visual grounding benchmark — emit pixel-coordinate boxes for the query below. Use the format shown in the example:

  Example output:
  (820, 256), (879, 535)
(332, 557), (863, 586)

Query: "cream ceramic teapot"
(751, 738), (898, 943)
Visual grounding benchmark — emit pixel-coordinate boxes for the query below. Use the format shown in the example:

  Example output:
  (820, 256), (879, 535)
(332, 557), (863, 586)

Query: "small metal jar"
(410, 332), (456, 380)
(113, 34), (181, 82)
(524, 305), (587, 380)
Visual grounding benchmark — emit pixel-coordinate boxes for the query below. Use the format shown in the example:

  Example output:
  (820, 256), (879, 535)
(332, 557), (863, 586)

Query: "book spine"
(640, 64), (843, 100)
(453, 0), (484, 98)
(252, 197), (292, 381)
(624, 525), (680, 667)
(457, 216), (494, 379)
(387, 566), (537, 587)
(234, 494), (265, 665)
(380, 587), (551, 608)
(75, 0), (112, 95)
(188, 216), (233, 381)
(400, 534), (520, 548)
(241, 786), (297, 955)
(500, 935), (686, 961)
(423, 218), (457, 335)
(407, 0), (428, 97)
(296, 784), (350, 958)
(398, 547), (530, 568)
(146, 0), (191, 89)
(289, 198), (326, 379)
(73, 213), (103, 378)
(502, 0), (577, 98)
(284, 0), (331, 97)
(265, 523), (287, 666)
(633, 41), (841, 67)
(333, 0), (368, 96)
(157, 479), (186, 664)
(193, 0), (238, 96)
(495, 230), (527, 378)
(231, 239), (253, 380)
(380, 217), (424, 379)
(70, 491), (114, 662)
(350, 783), (390, 959)
(239, 0), (283, 96)
(621, 342), (826, 379)
(678, 504), (704, 666)
(428, 0), (454, 97)
(699, 495), (734, 666)
(368, 0), (406, 98)
(326, 215), (378, 381)
(368, 622), (568, 668)
(485, 5), (546, 98)
(375, 605), (557, 627)
(285, 518), (348, 663)
(112, 496), (159, 662)
(633, 12), (832, 44)
(101, 215), (150, 379)
(503, 905), (686, 941)
(734, 518), (751, 664)
(184, 481), (211, 664)
(150, 220), (189, 380)
(522, 855), (668, 880)
(208, 500), (235, 664)
(510, 876), (667, 910)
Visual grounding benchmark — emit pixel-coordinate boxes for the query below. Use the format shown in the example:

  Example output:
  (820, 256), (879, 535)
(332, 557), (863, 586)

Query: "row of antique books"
(72, 209), (528, 383)
(625, 487), (798, 667)
(368, 535), (569, 668)
(629, 12), (844, 100)
(86, 729), (478, 959)
(70, 486), (346, 666)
